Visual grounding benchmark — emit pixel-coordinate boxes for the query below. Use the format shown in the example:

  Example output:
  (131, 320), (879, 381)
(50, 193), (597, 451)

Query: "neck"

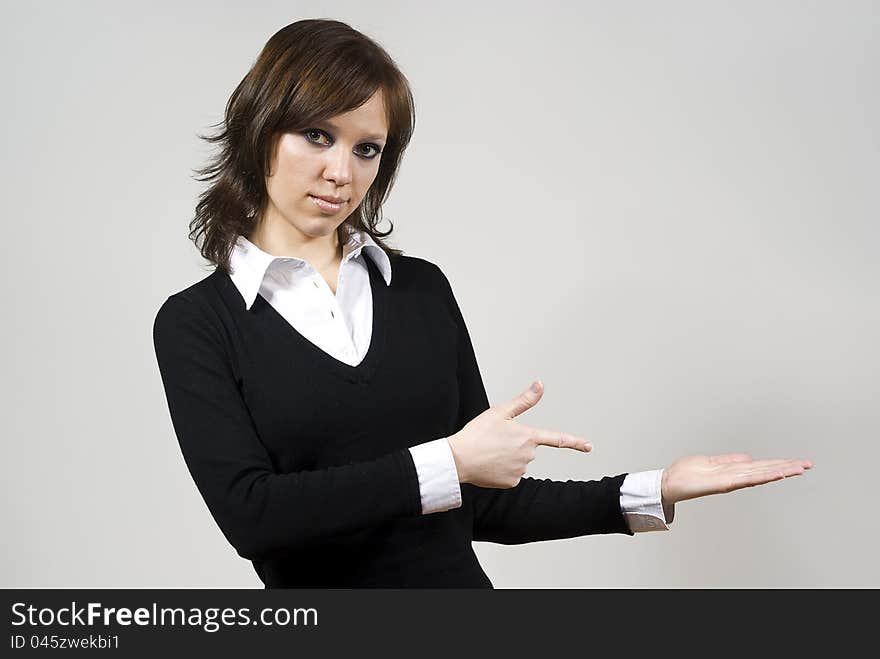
(247, 213), (344, 272)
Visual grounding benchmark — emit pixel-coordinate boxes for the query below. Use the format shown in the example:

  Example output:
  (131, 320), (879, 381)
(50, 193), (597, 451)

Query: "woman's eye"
(304, 129), (329, 145)
(304, 129), (381, 159)
(357, 144), (382, 159)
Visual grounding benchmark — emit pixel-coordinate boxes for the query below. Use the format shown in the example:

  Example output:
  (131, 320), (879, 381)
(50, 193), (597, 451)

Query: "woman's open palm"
(661, 453), (813, 506)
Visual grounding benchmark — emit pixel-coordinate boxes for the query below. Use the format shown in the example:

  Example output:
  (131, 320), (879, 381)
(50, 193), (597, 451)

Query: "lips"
(309, 194), (347, 213)
(311, 194), (347, 204)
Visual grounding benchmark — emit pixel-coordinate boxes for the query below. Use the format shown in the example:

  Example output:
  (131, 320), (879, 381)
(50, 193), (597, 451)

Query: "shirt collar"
(228, 228), (393, 310)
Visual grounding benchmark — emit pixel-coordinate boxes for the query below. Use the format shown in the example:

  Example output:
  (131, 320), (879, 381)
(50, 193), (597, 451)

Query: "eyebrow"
(316, 119), (387, 143)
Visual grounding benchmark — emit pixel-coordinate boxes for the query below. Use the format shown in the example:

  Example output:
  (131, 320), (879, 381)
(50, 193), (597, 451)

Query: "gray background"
(2, 0), (877, 587)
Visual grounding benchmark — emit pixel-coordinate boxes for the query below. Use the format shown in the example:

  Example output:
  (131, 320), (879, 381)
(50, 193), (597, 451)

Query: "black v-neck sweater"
(152, 253), (633, 588)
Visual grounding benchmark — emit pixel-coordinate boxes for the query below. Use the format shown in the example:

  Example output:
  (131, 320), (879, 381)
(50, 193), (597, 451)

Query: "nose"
(322, 144), (353, 187)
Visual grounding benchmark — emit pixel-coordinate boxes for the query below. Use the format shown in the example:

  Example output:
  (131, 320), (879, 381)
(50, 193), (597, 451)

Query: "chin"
(295, 218), (342, 238)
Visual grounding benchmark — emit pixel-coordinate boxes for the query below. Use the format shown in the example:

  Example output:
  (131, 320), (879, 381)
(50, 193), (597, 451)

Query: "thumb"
(499, 380), (544, 420)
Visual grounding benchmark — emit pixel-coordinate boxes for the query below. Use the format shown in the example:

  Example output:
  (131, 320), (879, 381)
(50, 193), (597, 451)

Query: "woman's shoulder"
(388, 252), (453, 293)
(153, 269), (227, 334)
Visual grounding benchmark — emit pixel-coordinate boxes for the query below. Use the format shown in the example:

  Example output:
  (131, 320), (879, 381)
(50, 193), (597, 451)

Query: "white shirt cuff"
(408, 438), (463, 514)
(619, 469), (675, 533)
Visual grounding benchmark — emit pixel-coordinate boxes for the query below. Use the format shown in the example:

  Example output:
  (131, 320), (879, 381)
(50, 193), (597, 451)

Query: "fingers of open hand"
(728, 460), (809, 490)
(728, 458), (812, 474)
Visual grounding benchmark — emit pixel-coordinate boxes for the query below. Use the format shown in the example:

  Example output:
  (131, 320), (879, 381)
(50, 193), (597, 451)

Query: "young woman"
(152, 19), (812, 588)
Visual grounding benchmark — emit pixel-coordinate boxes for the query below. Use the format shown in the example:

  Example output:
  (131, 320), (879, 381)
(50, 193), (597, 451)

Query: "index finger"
(523, 425), (592, 452)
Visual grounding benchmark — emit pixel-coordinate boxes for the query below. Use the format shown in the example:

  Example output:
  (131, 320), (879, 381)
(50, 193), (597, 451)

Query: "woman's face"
(261, 90), (388, 242)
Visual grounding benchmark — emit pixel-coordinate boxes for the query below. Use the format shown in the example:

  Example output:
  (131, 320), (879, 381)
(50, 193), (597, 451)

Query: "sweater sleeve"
(152, 294), (422, 562)
(432, 265), (636, 543)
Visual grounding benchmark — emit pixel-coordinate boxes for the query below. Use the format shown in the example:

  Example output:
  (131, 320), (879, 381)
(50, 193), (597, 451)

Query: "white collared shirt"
(229, 229), (392, 366)
(228, 230), (673, 531)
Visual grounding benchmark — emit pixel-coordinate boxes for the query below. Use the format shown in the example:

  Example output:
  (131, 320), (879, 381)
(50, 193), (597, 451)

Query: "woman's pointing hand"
(447, 380), (592, 489)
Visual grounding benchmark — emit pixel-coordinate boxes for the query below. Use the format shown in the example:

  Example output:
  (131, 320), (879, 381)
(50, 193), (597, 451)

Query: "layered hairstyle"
(190, 19), (415, 273)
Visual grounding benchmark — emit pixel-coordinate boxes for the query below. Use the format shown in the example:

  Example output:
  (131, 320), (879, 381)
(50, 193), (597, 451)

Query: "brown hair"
(190, 19), (414, 273)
